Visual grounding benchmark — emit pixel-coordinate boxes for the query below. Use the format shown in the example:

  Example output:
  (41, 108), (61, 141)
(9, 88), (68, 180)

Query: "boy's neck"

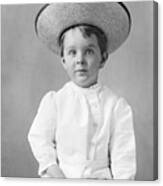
(70, 81), (102, 92)
(75, 82), (98, 89)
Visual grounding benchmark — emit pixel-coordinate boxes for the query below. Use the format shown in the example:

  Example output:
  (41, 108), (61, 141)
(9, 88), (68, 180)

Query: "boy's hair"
(58, 24), (108, 58)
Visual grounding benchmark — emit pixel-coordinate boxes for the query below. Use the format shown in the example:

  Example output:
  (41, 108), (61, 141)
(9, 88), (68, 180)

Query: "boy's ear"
(61, 57), (67, 69)
(61, 57), (65, 63)
(100, 52), (109, 68)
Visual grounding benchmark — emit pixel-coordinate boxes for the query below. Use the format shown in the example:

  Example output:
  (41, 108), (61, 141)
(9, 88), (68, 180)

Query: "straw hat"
(35, 2), (131, 55)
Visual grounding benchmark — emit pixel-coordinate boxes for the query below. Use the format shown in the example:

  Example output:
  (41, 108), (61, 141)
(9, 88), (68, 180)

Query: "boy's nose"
(76, 60), (85, 65)
(76, 53), (85, 65)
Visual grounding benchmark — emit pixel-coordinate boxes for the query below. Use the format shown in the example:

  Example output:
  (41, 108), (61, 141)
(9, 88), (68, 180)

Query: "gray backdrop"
(1, 2), (157, 180)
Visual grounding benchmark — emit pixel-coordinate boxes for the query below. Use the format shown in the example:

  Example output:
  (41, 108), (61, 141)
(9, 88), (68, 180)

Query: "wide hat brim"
(35, 2), (131, 55)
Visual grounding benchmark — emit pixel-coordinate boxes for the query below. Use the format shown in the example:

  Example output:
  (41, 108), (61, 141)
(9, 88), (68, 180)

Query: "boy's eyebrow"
(64, 45), (76, 50)
(87, 44), (97, 48)
(64, 44), (98, 50)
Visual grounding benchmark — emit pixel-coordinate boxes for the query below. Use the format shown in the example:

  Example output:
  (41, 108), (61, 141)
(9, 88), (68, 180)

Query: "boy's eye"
(85, 48), (94, 55)
(68, 49), (76, 56)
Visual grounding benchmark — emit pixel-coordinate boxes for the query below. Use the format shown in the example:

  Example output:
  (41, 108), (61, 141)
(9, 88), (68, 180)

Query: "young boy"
(28, 2), (136, 179)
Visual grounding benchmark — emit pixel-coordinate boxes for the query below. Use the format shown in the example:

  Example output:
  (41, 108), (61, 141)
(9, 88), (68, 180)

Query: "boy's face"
(61, 28), (104, 88)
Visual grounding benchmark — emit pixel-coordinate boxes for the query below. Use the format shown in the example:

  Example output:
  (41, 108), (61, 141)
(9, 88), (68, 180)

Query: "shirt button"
(92, 103), (98, 108)
(91, 140), (95, 146)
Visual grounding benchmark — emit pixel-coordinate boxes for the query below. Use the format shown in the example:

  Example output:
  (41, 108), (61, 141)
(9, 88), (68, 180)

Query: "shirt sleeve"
(109, 98), (137, 180)
(28, 91), (58, 176)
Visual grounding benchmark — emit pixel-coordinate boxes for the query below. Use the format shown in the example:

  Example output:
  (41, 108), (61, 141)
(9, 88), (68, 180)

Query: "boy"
(28, 2), (136, 179)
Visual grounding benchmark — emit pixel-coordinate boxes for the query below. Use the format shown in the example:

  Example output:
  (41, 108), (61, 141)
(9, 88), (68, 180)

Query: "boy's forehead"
(63, 28), (99, 48)
(64, 27), (81, 36)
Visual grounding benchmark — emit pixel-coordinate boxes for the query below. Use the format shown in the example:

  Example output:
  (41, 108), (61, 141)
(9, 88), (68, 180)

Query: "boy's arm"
(28, 91), (60, 177)
(109, 98), (137, 180)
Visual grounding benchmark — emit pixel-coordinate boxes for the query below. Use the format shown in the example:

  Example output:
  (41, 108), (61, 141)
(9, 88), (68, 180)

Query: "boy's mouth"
(75, 69), (88, 76)
(75, 69), (87, 73)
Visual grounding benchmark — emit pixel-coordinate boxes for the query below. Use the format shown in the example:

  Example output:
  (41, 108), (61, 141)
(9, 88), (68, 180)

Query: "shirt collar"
(67, 81), (102, 95)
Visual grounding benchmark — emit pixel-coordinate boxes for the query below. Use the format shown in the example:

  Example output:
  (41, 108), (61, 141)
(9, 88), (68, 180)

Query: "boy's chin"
(74, 79), (97, 88)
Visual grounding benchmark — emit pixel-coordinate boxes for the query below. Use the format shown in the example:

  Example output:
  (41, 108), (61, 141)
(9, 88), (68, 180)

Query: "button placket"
(88, 94), (100, 161)
(85, 90), (102, 162)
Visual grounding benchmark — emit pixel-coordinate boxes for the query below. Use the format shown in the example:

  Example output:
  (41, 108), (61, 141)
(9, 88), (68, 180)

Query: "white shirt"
(28, 81), (136, 179)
